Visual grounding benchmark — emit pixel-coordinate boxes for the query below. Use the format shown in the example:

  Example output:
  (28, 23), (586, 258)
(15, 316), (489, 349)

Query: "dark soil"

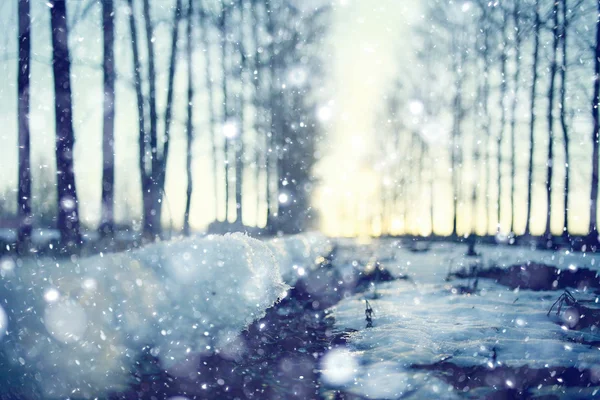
(412, 360), (600, 398)
(448, 263), (600, 292)
(108, 254), (361, 400)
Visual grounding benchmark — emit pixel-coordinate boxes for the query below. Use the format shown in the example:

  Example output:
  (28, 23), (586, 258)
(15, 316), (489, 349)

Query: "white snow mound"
(0, 233), (297, 398)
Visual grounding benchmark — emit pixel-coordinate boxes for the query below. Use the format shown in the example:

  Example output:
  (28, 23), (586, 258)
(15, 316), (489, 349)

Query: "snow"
(267, 232), (332, 284)
(320, 348), (360, 386)
(326, 239), (600, 398)
(0, 233), (330, 398)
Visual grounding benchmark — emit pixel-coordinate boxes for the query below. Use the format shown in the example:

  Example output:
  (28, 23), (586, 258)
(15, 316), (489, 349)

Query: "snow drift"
(267, 232), (332, 283)
(0, 233), (328, 399)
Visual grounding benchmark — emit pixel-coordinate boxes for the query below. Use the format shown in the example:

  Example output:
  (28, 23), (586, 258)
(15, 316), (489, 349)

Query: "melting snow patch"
(0, 233), (328, 398)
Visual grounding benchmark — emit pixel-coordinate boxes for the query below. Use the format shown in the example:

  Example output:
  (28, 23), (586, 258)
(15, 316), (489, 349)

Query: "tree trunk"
(251, 0), (263, 227)
(183, 0), (194, 236)
(525, 0), (540, 236)
(265, 0), (276, 230)
(18, 0), (32, 245)
(141, 0), (159, 237)
(497, 7), (509, 233)
(126, 0), (150, 239)
(481, 8), (491, 235)
(100, 0), (115, 235)
(590, 0), (600, 237)
(220, 1), (230, 222)
(234, 0), (246, 224)
(451, 34), (465, 237)
(199, 4), (219, 222)
(545, 0), (559, 239)
(559, 0), (569, 237)
(156, 0), (183, 236)
(49, 0), (81, 246)
(509, 0), (522, 235)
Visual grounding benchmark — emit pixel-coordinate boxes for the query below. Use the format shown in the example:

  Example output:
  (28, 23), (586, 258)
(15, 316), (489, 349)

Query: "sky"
(316, 0), (420, 236)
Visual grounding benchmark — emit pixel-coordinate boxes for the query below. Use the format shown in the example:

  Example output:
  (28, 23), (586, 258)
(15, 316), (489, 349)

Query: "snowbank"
(267, 232), (332, 283)
(325, 240), (600, 398)
(0, 233), (328, 398)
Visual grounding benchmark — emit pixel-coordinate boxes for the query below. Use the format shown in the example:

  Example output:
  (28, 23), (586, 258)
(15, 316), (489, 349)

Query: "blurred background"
(0, 0), (599, 246)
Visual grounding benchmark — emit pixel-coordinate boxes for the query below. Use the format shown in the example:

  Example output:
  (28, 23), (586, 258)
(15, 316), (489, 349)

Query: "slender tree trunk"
(451, 35), (465, 237)
(156, 0), (183, 235)
(429, 147), (435, 235)
(590, 0), (600, 237)
(471, 103), (481, 235)
(418, 138), (426, 235)
(49, 0), (81, 245)
(18, 0), (32, 245)
(525, 0), (540, 236)
(545, 0), (559, 239)
(100, 0), (115, 235)
(497, 7), (509, 233)
(559, 0), (569, 237)
(509, 0), (522, 234)
(126, 0), (150, 237)
(481, 10), (491, 235)
(234, 0), (246, 224)
(199, 5), (219, 222)
(141, 0), (159, 237)
(183, 0), (194, 236)
(265, 0), (276, 230)
(251, 0), (263, 227)
(220, 1), (230, 222)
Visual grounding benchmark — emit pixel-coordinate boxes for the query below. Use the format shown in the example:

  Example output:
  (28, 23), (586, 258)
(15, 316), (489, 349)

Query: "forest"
(374, 0), (600, 246)
(1, 0), (328, 252)
(1, 1), (600, 400)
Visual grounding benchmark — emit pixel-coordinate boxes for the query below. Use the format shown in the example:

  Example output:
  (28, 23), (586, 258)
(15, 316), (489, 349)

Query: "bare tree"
(543, 0), (559, 240)
(250, 0), (264, 226)
(199, 2), (219, 221)
(49, 0), (81, 245)
(141, 0), (160, 237)
(220, 0), (231, 222)
(17, 0), (32, 245)
(525, 0), (540, 236)
(183, 0), (195, 236)
(559, 0), (570, 237)
(509, 0), (522, 235)
(125, 0), (148, 237)
(451, 33), (466, 237)
(234, 0), (247, 224)
(100, 0), (116, 235)
(497, 5), (509, 233)
(590, 0), (600, 238)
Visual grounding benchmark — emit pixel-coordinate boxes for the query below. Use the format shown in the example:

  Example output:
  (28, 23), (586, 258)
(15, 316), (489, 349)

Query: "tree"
(127, 0), (182, 239)
(559, 0), (569, 237)
(49, 0), (81, 245)
(450, 32), (466, 237)
(509, 0), (523, 235)
(100, 0), (116, 235)
(125, 0), (148, 236)
(544, 0), (559, 240)
(250, 0), (265, 227)
(525, 0), (540, 236)
(220, 0), (231, 222)
(199, 1), (219, 222)
(234, 0), (247, 224)
(590, 0), (600, 238)
(497, 5), (509, 233)
(17, 0), (32, 246)
(183, 0), (195, 236)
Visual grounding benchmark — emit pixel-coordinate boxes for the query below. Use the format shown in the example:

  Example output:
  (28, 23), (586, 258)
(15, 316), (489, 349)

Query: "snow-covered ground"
(0, 232), (331, 399)
(324, 239), (600, 399)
